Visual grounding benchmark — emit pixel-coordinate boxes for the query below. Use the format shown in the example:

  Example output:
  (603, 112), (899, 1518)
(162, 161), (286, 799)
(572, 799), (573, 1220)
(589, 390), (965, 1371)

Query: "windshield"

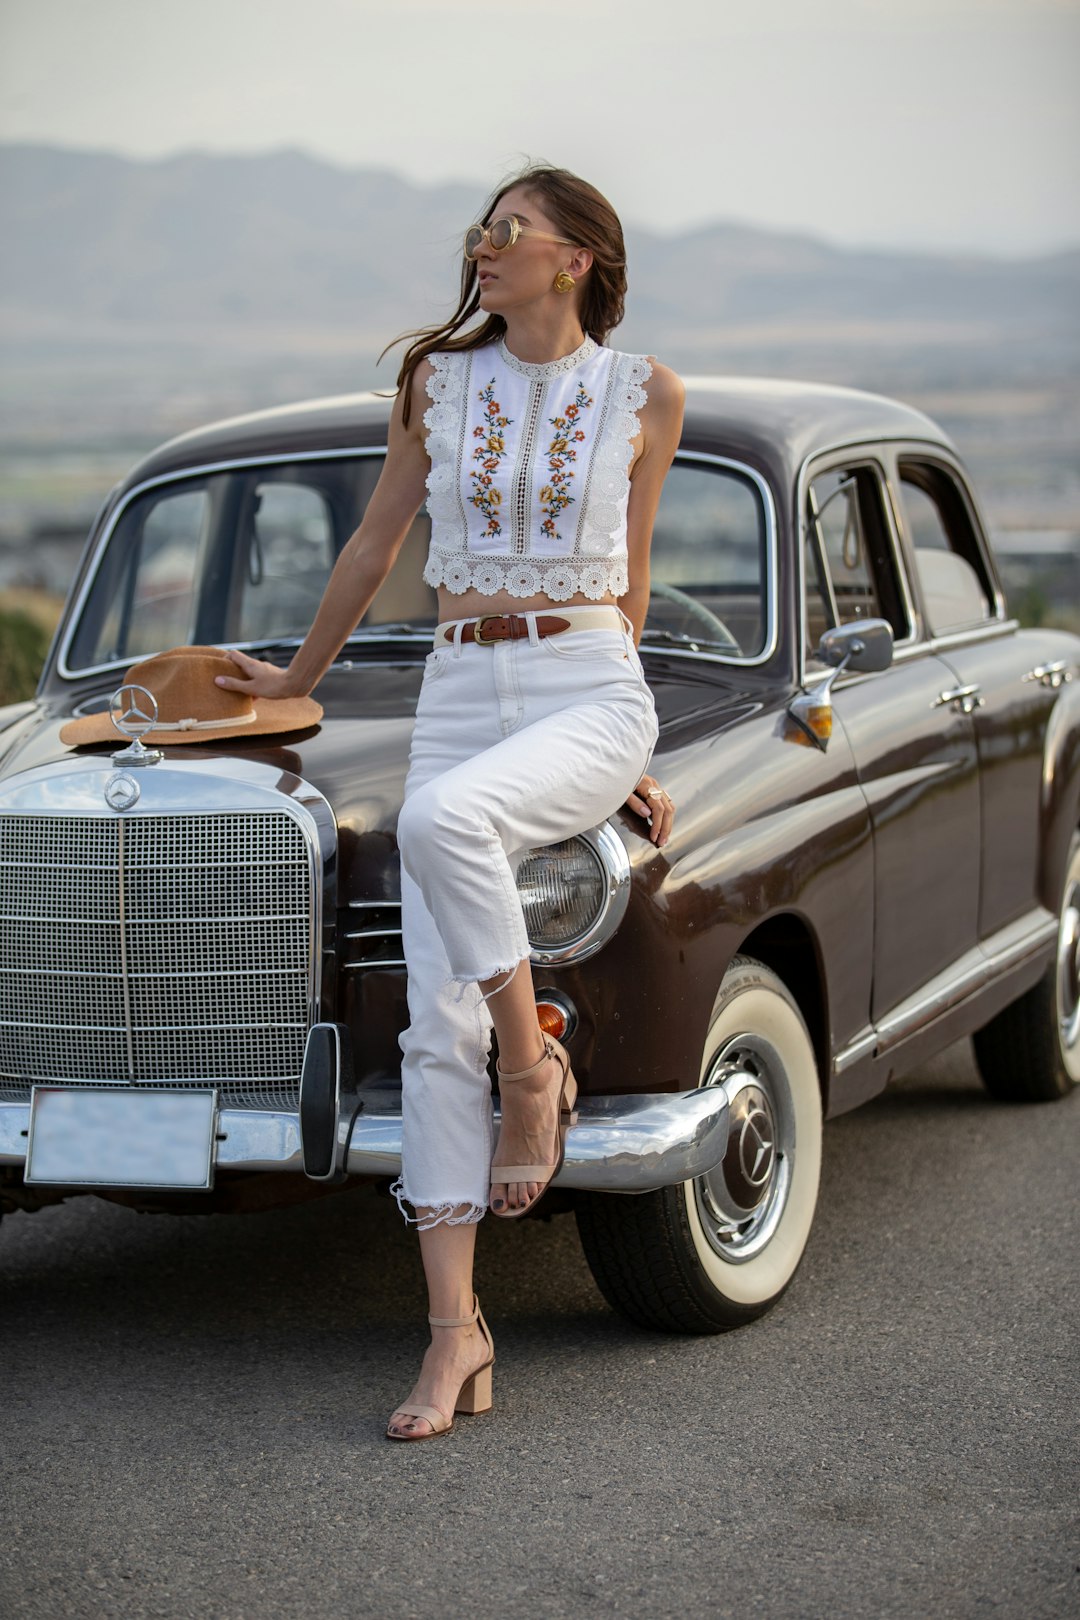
(65, 452), (771, 673)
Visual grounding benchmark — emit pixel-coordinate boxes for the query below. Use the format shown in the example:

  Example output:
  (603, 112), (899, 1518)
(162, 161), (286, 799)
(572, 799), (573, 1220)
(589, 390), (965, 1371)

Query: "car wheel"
(973, 833), (1080, 1103)
(576, 955), (823, 1333)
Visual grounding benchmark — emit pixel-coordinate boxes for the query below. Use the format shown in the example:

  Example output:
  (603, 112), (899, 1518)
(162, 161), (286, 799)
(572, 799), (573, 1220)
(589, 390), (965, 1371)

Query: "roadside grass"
(0, 589), (64, 705)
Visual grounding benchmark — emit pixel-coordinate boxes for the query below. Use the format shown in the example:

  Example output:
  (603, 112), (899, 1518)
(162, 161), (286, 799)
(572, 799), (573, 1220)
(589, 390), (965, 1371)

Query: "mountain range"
(0, 142), (1077, 551)
(3, 142), (1077, 384)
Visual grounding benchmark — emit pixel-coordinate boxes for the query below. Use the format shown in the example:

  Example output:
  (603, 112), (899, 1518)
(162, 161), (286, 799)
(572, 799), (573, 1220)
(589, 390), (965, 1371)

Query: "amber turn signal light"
(535, 993), (576, 1041)
(802, 704), (833, 743)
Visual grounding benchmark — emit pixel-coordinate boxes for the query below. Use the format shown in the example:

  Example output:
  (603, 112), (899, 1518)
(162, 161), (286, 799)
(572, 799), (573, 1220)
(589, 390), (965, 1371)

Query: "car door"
(802, 454), (982, 1026)
(891, 452), (1065, 943)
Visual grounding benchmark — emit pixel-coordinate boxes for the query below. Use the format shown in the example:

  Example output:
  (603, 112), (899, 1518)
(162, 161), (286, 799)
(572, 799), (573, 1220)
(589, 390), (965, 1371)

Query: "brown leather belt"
(459, 614), (569, 645)
(434, 606), (623, 648)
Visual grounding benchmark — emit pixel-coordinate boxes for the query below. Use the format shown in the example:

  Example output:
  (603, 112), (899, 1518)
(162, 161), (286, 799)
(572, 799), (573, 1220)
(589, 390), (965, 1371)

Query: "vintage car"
(1, 378), (1078, 1333)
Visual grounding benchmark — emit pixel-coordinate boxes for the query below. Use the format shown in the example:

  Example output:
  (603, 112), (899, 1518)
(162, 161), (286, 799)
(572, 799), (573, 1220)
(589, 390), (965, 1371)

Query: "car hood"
(0, 656), (773, 899)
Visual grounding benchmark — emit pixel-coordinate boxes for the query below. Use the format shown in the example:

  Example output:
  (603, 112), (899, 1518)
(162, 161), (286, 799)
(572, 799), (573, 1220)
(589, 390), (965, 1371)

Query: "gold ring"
(647, 788), (664, 799)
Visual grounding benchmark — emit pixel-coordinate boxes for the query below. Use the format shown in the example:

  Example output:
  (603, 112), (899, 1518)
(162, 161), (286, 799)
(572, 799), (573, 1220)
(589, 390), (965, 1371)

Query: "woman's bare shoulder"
(642, 358), (685, 409)
(638, 359), (685, 449)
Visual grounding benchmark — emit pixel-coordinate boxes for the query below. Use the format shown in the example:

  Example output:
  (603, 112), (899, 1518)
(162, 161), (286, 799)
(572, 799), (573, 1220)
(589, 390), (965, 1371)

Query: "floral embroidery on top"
(469, 380), (512, 537)
(539, 383), (593, 542)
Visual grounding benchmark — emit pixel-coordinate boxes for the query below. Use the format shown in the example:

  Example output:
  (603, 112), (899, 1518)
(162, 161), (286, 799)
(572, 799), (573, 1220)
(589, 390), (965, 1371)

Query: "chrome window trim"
(927, 619), (1020, 655)
(643, 451), (779, 668)
(57, 447), (388, 681)
(796, 440), (920, 684)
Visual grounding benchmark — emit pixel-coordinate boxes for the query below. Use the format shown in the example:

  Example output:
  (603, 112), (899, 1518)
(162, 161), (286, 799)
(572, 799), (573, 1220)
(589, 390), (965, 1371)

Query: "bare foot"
(490, 1041), (572, 1215)
(386, 1321), (490, 1440)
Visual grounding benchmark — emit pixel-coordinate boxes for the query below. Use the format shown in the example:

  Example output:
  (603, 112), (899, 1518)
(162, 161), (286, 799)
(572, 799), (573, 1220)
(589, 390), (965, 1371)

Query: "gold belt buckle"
(472, 615), (503, 645)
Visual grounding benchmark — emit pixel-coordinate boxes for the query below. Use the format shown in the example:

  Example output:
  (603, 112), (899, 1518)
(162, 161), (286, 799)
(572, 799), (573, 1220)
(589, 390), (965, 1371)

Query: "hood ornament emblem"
(104, 772), (140, 812)
(108, 683), (162, 768)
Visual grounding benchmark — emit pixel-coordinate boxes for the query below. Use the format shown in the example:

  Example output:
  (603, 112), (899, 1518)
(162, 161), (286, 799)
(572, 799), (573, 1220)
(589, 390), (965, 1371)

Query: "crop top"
(422, 335), (652, 600)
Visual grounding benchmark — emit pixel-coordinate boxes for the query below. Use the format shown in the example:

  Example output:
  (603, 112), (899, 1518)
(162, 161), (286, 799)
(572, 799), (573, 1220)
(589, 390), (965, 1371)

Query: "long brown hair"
(387, 164), (628, 426)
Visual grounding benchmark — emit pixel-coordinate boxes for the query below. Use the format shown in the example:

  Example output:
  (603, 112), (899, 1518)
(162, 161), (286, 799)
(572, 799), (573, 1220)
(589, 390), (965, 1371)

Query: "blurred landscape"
(1, 142), (1077, 698)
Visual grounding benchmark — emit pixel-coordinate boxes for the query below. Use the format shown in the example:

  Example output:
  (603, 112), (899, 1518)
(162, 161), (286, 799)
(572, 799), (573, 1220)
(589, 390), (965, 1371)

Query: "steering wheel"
(647, 582), (739, 650)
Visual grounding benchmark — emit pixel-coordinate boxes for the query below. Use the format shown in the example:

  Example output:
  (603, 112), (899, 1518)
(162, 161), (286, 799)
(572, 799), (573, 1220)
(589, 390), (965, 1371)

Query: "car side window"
(646, 459), (769, 658)
(897, 461), (994, 635)
(804, 463), (907, 655)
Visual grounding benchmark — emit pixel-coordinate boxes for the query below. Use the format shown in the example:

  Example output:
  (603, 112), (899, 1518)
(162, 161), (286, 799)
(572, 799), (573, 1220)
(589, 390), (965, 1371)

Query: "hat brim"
(59, 695), (323, 747)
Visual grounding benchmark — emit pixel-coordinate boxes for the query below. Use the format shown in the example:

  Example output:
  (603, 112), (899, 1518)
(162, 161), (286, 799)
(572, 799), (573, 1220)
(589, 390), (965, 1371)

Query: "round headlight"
(516, 824), (631, 965)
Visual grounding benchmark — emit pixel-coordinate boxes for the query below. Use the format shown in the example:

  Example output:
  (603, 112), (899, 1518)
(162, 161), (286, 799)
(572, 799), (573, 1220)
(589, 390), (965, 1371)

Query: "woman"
(217, 164), (684, 1440)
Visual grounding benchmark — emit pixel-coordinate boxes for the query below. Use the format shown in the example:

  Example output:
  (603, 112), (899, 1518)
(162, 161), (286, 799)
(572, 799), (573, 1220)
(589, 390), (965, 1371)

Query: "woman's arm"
(619, 360), (685, 645)
(621, 360), (684, 847)
(217, 362), (433, 700)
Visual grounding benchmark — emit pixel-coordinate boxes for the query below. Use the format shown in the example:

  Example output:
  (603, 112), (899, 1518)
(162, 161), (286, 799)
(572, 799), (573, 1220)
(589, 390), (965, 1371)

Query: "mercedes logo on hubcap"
(109, 684), (158, 740)
(738, 1105), (776, 1189)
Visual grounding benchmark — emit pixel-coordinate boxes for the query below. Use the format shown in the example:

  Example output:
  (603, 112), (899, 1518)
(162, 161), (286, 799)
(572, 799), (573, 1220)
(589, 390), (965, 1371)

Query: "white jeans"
(391, 608), (659, 1228)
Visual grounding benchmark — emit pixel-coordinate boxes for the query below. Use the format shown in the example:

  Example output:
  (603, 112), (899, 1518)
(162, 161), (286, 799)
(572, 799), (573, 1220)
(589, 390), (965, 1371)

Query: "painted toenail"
(493, 1199), (504, 1209)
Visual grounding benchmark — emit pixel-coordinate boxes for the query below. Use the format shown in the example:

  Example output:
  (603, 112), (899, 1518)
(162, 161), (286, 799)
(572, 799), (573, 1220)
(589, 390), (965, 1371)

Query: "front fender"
(569, 713), (872, 1103)
(0, 702), (42, 767)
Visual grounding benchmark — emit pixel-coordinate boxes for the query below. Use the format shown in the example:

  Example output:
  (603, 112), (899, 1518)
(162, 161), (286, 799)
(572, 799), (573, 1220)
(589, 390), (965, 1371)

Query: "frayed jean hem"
(446, 955), (525, 1005)
(390, 1178), (487, 1231)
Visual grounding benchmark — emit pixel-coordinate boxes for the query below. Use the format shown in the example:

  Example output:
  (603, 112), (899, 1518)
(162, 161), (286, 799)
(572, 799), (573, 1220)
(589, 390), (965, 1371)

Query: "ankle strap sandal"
(490, 1037), (579, 1220)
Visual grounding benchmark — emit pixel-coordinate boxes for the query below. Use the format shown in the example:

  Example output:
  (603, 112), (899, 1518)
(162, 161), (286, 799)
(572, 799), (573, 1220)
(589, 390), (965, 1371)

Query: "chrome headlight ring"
(518, 822), (631, 966)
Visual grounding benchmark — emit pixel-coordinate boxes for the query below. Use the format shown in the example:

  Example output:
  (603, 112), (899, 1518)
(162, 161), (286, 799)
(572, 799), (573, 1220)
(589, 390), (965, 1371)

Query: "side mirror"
(817, 618), (893, 674)
(789, 618), (894, 749)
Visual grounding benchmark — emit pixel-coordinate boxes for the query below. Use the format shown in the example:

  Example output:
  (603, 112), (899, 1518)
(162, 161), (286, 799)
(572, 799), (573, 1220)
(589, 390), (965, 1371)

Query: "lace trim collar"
(496, 334), (599, 381)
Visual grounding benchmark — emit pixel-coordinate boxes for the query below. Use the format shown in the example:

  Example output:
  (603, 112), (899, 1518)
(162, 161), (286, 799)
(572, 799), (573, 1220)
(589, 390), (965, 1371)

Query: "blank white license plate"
(26, 1087), (217, 1188)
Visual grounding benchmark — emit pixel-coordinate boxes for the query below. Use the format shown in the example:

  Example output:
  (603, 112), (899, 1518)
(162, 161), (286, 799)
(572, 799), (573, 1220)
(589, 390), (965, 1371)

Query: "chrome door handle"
(933, 684), (984, 715)
(1022, 661), (1074, 690)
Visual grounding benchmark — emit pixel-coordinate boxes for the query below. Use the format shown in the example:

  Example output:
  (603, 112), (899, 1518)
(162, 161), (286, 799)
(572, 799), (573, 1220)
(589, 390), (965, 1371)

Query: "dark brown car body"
(2, 379), (1077, 1330)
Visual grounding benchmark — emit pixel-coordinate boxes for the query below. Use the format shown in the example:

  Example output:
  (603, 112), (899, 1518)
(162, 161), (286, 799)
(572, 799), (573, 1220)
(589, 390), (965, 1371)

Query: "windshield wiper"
(235, 626), (433, 662)
(346, 623), (434, 640)
(230, 638), (303, 662)
(639, 628), (738, 652)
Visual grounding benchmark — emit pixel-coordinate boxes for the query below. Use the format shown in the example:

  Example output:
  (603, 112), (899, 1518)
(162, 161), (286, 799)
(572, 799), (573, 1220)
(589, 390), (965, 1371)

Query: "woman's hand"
(625, 773), (675, 847)
(214, 648), (304, 701)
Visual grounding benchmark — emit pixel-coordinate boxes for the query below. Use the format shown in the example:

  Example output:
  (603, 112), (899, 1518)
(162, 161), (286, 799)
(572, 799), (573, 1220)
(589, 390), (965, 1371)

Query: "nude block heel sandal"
(490, 1035), (579, 1220)
(386, 1296), (495, 1442)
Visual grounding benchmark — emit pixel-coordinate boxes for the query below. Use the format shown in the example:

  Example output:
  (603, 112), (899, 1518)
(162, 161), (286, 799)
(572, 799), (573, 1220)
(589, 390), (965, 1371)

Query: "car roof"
(678, 377), (954, 479)
(119, 374), (955, 496)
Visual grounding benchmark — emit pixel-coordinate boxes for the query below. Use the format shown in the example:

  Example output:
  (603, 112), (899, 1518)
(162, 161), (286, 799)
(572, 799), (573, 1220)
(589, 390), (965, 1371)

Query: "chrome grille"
(0, 810), (313, 1108)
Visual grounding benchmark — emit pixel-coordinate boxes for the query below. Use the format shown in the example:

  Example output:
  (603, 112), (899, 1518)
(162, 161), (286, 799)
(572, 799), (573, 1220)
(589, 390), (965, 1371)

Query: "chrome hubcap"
(1058, 879), (1080, 1058)
(695, 1034), (794, 1264)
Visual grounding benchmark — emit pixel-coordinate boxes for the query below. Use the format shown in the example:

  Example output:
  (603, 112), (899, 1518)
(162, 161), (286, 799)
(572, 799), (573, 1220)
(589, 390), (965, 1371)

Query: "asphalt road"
(2, 1040), (1077, 1620)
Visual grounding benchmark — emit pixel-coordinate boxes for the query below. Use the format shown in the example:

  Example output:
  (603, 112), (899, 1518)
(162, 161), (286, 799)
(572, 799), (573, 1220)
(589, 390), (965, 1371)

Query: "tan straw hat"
(59, 645), (323, 748)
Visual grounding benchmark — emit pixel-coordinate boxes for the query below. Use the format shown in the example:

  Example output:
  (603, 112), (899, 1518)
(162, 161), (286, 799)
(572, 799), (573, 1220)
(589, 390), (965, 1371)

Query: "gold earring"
(553, 270), (576, 294)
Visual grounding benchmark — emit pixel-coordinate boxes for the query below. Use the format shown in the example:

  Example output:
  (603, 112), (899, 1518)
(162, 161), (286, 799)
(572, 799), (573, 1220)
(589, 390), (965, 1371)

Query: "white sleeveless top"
(422, 335), (652, 600)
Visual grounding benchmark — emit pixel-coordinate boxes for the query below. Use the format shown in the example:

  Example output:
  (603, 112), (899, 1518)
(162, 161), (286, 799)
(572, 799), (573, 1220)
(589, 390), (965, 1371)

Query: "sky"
(2, 0), (1078, 257)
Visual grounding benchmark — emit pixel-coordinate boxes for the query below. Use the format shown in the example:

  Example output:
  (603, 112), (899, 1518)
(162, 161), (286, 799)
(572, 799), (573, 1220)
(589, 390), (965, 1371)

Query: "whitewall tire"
(576, 956), (823, 1333)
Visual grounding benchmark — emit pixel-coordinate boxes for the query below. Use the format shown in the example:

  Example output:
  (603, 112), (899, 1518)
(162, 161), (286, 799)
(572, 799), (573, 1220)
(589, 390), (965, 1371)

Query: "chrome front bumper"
(0, 1087), (729, 1194)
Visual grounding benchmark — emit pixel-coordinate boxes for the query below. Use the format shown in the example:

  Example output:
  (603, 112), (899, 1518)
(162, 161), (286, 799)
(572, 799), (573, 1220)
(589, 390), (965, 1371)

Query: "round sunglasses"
(463, 216), (576, 261)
